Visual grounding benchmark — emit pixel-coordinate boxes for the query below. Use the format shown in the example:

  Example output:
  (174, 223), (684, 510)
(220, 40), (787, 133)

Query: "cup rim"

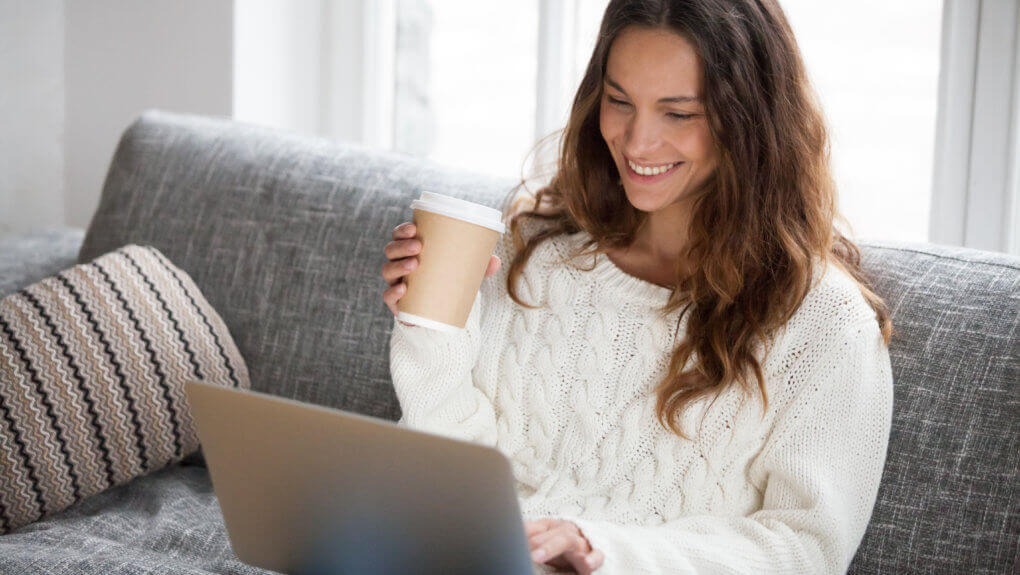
(411, 191), (506, 233)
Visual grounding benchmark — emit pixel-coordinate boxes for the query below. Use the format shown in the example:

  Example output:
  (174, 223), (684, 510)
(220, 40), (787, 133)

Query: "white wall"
(0, 0), (233, 234)
(0, 0), (65, 236)
(0, 0), (387, 235)
(64, 0), (233, 228)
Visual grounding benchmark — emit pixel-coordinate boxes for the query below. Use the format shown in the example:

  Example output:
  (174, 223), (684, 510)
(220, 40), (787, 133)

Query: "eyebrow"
(604, 75), (701, 104)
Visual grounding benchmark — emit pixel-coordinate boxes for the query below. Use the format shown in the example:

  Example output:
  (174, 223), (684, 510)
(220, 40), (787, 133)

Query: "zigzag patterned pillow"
(0, 245), (250, 534)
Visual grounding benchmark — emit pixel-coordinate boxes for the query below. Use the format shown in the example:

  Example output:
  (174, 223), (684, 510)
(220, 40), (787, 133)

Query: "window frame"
(930, 0), (1019, 254)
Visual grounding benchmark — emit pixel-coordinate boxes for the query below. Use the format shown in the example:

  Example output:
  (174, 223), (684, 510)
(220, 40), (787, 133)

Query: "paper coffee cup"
(396, 191), (506, 332)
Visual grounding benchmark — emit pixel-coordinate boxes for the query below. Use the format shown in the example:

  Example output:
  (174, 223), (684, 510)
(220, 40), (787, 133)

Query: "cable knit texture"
(389, 219), (894, 574)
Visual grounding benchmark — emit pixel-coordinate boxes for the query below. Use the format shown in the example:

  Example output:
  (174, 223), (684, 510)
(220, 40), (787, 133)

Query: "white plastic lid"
(410, 191), (506, 234)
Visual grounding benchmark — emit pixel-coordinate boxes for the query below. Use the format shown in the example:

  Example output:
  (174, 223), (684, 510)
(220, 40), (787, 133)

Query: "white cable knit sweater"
(389, 220), (894, 575)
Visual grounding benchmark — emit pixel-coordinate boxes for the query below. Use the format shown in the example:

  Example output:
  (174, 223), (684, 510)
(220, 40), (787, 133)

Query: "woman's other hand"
(525, 518), (605, 573)
(382, 222), (501, 326)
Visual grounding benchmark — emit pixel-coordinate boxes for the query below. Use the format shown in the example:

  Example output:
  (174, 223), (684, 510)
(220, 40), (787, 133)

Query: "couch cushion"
(79, 110), (516, 421)
(0, 245), (250, 534)
(0, 461), (274, 574)
(850, 239), (1018, 574)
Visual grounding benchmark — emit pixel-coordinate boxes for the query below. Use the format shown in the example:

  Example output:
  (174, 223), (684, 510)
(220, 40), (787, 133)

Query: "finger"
(527, 525), (559, 548)
(484, 255), (501, 278)
(531, 533), (580, 564)
(524, 520), (551, 537)
(528, 525), (583, 549)
(382, 282), (407, 310)
(562, 549), (594, 575)
(530, 535), (563, 564)
(584, 549), (605, 572)
(392, 222), (416, 240)
(384, 238), (422, 261)
(386, 293), (417, 327)
(381, 257), (418, 285)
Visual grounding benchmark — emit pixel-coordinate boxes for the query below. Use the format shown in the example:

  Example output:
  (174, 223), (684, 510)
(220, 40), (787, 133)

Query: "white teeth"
(628, 160), (677, 176)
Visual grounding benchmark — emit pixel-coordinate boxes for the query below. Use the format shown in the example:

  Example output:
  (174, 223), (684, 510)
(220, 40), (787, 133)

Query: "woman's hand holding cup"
(382, 221), (501, 326)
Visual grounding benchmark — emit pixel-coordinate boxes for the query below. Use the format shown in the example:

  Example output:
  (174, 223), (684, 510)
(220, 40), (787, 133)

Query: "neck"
(631, 202), (690, 263)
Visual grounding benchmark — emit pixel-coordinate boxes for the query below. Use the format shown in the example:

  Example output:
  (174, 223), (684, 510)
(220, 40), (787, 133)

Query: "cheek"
(599, 105), (621, 143)
(679, 122), (717, 164)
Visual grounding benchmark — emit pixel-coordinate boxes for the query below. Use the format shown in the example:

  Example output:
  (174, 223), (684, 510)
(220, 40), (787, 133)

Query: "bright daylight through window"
(394, 0), (944, 243)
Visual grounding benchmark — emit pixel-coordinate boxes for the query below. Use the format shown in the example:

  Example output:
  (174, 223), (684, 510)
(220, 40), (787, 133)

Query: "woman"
(382, 1), (895, 573)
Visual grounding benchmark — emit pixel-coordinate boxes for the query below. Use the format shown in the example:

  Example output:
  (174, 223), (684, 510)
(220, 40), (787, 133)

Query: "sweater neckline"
(563, 231), (676, 304)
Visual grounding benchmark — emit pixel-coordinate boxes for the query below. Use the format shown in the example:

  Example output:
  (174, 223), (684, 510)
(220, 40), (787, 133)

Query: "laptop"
(183, 380), (537, 575)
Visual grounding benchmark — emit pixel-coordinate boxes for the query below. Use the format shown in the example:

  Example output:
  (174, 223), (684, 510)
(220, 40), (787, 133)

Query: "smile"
(624, 159), (683, 183)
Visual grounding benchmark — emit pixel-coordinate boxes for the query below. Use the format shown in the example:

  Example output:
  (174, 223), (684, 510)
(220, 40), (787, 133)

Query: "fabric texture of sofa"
(0, 110), (1016, 574)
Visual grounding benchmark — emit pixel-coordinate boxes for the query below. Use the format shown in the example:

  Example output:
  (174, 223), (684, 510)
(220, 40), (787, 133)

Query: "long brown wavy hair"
(498, 0), (894, 440)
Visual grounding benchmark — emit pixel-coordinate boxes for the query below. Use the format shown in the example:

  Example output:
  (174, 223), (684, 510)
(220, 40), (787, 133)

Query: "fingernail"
(531, 549), (546, 562)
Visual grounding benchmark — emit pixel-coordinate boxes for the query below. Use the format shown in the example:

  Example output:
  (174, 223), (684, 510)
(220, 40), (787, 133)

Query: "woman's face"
(600, 26), (718, 213)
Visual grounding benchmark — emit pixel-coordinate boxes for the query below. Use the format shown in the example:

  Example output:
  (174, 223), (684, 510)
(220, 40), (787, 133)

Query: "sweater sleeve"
(544, 317), (895, 575)
(389, 288), (498, 447)
(388, 224), (517, 448)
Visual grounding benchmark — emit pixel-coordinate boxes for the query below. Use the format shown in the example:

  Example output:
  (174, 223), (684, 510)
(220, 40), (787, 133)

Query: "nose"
(622, 112), (664, 160)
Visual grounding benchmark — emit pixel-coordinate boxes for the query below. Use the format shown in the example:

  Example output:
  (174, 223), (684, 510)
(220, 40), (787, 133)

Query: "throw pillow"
(0, 245), (250, 534)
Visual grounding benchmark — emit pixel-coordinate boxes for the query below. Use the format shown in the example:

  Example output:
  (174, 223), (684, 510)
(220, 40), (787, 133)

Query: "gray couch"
(0, 110), (1016, 574)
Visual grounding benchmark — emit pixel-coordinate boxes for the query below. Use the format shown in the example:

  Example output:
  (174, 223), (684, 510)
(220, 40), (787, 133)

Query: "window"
(394, 0), (944, 243)
(782, 0), (944, 243)
(394, 0), (539, 180)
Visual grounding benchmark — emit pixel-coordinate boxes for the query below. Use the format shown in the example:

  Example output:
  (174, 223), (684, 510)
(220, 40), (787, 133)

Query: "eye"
(608, 96), (693, 121)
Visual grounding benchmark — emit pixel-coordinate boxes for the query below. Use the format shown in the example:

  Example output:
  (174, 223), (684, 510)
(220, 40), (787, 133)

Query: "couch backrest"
(849, 240), (1018, 573)
(79, 110), (1018, 574)
(81, 109), (517, 422)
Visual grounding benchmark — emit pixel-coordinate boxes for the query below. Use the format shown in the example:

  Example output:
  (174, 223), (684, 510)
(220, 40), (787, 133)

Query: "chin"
(622, 186), (673, 213)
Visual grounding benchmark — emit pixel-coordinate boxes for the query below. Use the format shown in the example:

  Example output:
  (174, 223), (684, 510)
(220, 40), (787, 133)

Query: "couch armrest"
(0, 228), (86, 299)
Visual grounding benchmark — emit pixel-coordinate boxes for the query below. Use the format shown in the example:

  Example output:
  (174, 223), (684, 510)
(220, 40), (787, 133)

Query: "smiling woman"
(388, 1), (897, 574)
(599, 27), (718, 248)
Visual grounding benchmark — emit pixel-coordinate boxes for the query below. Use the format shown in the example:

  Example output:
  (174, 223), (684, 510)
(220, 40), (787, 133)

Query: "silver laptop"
(184, 380), (536, 575)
